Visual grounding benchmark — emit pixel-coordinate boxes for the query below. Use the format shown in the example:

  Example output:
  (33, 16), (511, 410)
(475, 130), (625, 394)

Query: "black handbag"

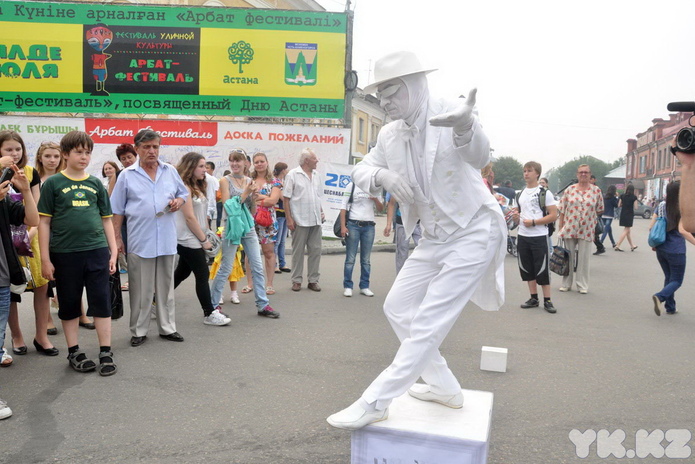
(333, 184), (355, 238)
(109, 272), (124, 320)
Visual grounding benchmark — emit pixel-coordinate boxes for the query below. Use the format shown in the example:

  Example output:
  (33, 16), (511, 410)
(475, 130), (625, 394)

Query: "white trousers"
(128, 253), (177, 337)
(560, 238), (592, 292)
(361, 210), (502, 410)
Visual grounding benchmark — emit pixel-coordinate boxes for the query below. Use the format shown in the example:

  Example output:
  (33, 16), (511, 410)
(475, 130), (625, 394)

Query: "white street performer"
(327, 51), (506, 430)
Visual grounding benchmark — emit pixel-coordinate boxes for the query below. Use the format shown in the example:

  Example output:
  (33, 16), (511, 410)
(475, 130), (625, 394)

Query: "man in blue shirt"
(111, 130), (188, 347)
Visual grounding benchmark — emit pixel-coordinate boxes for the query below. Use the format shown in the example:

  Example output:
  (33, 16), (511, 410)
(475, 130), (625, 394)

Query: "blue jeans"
(210, 229), (268, 311)
(274, 216), (288, 268)
(655, 249), (686, 313)
(343, 220), (375, 289)
(0, 286), (10, 360)
(599, 217), (615, 246)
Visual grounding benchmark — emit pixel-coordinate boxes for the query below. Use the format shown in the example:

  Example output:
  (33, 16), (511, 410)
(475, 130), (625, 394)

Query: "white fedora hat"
(363, 51), (437, 95)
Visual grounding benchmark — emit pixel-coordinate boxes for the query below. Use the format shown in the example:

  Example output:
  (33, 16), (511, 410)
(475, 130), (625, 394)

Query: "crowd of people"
(0, 129), (334, 420)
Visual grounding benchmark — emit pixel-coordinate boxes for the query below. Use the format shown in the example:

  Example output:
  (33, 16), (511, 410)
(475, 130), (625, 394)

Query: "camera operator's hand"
(672, 139), (695, 167)
(429, 88), (477, 135)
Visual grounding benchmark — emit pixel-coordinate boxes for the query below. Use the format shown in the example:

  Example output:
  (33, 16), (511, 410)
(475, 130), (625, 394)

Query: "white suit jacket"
(352, 97), (506, 311)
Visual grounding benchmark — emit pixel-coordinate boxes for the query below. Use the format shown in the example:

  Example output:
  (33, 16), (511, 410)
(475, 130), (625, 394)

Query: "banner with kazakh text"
(0, 1), (348, 118)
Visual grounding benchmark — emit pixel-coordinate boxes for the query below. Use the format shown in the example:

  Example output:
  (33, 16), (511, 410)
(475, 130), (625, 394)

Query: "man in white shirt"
(283, 148), (324, 292)
(339, 181), (383, 297)
(513, 161), (558, 313)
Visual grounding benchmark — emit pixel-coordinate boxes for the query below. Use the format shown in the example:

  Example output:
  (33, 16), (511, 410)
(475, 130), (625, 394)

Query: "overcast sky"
(317, 0), (695, 172)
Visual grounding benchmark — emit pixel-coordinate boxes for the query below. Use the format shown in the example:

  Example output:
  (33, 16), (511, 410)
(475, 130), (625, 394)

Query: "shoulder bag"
(648, 204), (667, 248)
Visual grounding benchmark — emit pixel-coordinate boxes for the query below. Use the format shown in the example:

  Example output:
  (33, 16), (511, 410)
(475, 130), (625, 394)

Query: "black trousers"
(174, 245), (214, 316)
(517, 235), (551, 286)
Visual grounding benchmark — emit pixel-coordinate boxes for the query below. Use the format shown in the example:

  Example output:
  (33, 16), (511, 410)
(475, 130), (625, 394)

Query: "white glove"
(375, 169), (414, 204)
(429, 88), (477, 135)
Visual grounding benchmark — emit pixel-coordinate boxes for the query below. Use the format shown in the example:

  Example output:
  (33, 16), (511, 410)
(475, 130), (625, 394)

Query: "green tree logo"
(228, 41), (254, 73)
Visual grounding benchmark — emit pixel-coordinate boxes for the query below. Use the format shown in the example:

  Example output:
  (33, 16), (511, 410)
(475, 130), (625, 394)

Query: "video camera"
(667, 101), (695, 154)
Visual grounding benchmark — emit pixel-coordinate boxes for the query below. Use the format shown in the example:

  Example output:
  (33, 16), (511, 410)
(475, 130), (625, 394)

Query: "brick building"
(625, 112), (691, 201)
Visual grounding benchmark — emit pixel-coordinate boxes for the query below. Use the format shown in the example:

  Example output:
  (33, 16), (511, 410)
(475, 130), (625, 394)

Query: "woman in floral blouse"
(557, 164), (604, 294)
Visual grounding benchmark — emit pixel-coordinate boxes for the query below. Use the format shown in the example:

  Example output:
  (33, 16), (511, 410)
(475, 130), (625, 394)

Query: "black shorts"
(517, 235), (551, 285)
(51, 247), (111, 320)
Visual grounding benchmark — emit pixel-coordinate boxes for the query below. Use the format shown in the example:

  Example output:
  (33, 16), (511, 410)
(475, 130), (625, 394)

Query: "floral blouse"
(558, 184), (604, 241)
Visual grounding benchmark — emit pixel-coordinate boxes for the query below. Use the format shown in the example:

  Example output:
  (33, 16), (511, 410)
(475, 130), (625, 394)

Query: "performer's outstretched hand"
(376, 169), (414, 204)
(429, 88), (477, 135)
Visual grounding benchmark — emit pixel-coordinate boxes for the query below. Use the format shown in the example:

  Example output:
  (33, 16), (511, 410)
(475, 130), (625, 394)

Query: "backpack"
(515, 187), (555, 236)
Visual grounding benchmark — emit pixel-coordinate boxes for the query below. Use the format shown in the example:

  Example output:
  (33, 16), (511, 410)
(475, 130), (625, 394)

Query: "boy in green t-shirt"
(38, 131), (119, 376)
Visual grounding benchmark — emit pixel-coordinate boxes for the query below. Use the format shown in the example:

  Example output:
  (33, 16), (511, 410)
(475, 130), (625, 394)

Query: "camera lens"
(676, 127), (695, 153)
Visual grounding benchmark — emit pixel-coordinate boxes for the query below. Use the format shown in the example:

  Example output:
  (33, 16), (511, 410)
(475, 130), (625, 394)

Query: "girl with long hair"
(614, 183), (638, 251)
(599, 185), (619, 249)
(35, 142), (64, 336)
(651, 181), (695, 315)
(0, 131), (57, 357)
(209, 150), (279, 318)
(173, 152), (229, 326)
(251, 152), (282, 295)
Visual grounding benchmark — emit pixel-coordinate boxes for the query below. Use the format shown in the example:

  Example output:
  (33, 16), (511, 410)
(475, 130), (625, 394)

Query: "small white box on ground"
(480, 346), (508, 372)
(351, 388), (493, 464)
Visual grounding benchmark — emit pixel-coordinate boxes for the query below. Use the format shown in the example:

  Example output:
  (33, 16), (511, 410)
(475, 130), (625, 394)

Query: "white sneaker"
(230, 293), (240, 304)
(343, 288), (352, 297)
(407, 383), (464, 409)
(203, 309), (231, 326)
(0, 398), (12, 420)
(327, 400), (388, 430)
(218, 296), (224, 305)
(360, 288), (374, 297)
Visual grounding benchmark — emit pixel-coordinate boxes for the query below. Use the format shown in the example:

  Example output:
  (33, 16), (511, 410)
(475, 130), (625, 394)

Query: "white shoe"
(558, 287), (570, 292)
(0, 398), (12, 420)
(203, 309), (231, 326)
(343, 288), (352, 297)
(578, 289), (588, 294)
(218, 296), (224, 305)
(407, 383), (464, 409)
(326, 401), (388, 430)
(230, 293), (240, 304)
(360, 288), (374, 297)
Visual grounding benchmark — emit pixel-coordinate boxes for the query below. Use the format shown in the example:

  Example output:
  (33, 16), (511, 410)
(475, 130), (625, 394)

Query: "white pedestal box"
(351, 388), (494, 464)
(480, 346), (508, 373)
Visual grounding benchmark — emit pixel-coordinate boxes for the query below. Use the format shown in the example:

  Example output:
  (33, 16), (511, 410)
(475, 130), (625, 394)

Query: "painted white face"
(377, 78), (408, 121)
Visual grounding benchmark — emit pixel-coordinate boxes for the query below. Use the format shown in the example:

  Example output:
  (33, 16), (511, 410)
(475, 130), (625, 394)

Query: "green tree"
(551, 155), (615, 192)
(492, 156), (524, 190)
(228, 41), (254, 73)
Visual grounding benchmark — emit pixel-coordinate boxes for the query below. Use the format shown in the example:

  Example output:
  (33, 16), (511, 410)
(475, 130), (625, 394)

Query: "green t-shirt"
(38, 172), (113, 253)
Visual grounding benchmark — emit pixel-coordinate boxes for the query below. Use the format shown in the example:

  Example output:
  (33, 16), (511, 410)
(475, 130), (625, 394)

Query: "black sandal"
(97, 351), (117, 377)
(67, 351), (96, 373)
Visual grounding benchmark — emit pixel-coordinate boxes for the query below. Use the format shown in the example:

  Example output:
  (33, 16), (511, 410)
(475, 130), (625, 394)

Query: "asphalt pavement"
(2, 216), (694, 464)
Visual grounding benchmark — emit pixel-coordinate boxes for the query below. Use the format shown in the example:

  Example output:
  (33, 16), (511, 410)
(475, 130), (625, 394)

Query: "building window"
(640, 156), (646, 174)
(358, 118), (365, 143)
